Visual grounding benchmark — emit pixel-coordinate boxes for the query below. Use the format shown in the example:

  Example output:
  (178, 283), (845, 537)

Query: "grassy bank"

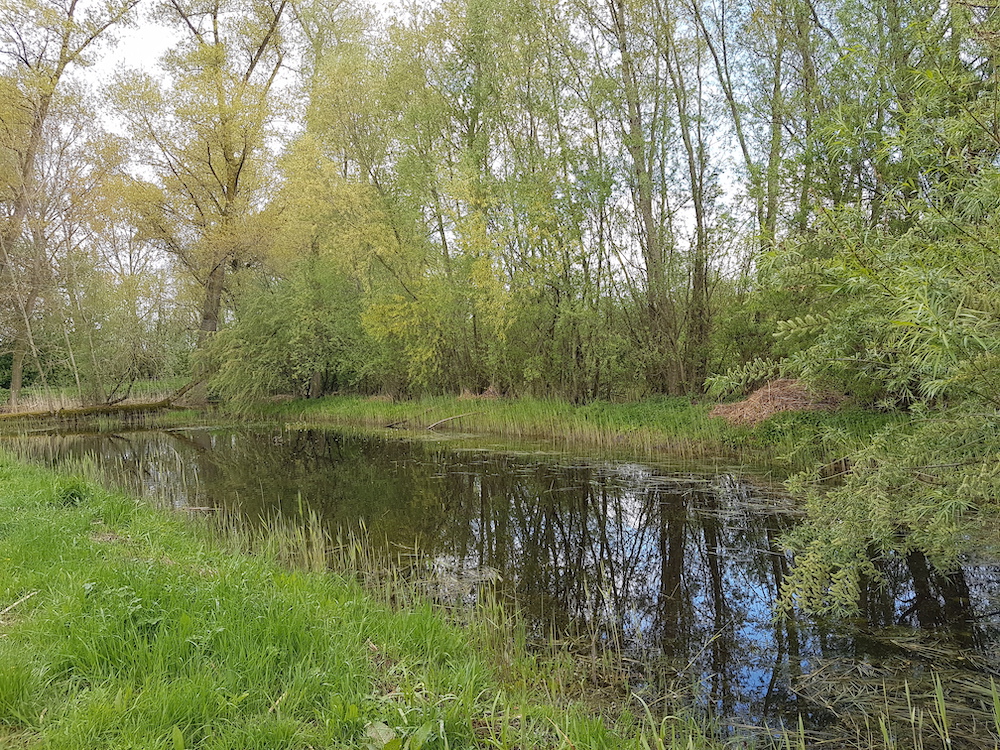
(265, 394), (904, 474)
(0, 455), (728, 750)
(3, 454), (995, 749)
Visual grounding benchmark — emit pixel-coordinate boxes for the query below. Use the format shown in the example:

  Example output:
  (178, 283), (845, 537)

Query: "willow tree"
(473, 0), (623, 400)
(734, 0), (1000, 615)
(0, 0), (141, 404)
(113, 0), (291, 347)
(292, 0), (519, 394)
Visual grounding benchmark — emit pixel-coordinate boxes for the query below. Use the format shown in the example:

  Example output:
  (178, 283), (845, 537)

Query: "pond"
(6, 425), (1000, 740)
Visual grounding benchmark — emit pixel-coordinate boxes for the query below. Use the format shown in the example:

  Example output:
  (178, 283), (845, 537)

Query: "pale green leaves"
(363, 719), (440, 750)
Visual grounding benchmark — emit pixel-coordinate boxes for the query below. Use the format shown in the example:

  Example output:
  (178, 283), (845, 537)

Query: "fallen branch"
(0, 378), (206, 423)
(0, 590), (38, 618)
(426, 412), (480, 431)
(385, 407), (434, 430)
(170, 378), (203, 402)
(0, 400), (170, 421)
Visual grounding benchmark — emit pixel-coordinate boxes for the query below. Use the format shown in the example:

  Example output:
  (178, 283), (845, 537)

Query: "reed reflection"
(6, 426), (998, 728)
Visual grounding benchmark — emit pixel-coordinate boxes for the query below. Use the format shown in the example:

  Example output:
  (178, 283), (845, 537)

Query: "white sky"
(88, 22), (181, 87)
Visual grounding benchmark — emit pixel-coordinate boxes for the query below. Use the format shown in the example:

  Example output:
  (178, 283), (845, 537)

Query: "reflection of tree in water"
(414, 458), (802, 721)
(6, 427), (998, 729)
(861, 550), (975, 632)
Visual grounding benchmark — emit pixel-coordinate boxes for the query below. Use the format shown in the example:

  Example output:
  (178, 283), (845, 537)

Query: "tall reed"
(268, 394), (902, 474)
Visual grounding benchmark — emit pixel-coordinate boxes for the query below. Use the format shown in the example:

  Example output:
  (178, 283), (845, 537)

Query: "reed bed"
(266, 394), (902, 475)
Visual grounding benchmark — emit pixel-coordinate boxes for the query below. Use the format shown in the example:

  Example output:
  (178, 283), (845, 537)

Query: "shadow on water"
(6, 426), (1000, 740)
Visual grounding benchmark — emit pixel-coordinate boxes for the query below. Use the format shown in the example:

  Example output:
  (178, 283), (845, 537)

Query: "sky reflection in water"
(8, 426), (1000, 731)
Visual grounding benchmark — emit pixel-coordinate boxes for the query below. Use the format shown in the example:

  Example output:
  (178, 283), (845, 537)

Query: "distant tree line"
(2, 0), (999, 410)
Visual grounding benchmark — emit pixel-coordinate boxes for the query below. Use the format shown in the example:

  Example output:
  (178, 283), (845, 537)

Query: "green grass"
(0, 454), (735, 749)
(1, 453), (994, 749)
(262, 394), (905, 474)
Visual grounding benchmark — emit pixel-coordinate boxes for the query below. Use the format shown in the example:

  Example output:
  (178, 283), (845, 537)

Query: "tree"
(0, 0), (141, 404)
(59, 172), (193, 403)
(749, 1), (1000, 614)
(112, 0), (291, 350)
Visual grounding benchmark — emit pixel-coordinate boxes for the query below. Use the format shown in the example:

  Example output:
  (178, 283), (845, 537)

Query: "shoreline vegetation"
(4, 0), (1000, 742)
(263, 392), (905, 476)
(0, 384), (904, 476)
(0, 454), (736, 749)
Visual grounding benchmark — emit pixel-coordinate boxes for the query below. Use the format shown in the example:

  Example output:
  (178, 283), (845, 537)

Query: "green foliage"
(6, 0), (1000, 669)
(704, 357), (783, 400)
(743, 0), (1000, 407)
(53, 244), (192, 404)
(782, 410), (1000, 616)
(54, 476), (89, 507)
(208, 260), (372, 402)
(0, 353), (37, 391)
(773, 314), (830, 342)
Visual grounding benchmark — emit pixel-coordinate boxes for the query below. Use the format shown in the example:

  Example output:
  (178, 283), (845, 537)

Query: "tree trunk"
(8, 341), (26, 408)
(0, 93), (52, 279)
(308, 370), (323, 398)
(608, 0), (678, 394)
(661, 4), (712, 393)
(198, 262), (227, 345)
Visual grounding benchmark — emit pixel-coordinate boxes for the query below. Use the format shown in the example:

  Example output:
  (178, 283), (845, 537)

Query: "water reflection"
(7, 426), (1000, 731)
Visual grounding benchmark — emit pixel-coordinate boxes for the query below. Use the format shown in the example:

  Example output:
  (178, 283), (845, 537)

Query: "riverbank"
(0, 455), (727, 750)
(265, 394), (903, 474)
(2, 385), (903, 476)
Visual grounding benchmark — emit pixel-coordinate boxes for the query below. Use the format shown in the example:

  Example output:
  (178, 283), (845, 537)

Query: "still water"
(7, 426), (1000, 734)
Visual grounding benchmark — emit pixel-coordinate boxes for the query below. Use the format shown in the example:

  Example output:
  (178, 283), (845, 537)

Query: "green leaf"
(409, 721), (435, 750)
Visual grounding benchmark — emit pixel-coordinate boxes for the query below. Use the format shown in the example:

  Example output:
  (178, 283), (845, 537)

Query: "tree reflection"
(6, 426), (998, 728)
